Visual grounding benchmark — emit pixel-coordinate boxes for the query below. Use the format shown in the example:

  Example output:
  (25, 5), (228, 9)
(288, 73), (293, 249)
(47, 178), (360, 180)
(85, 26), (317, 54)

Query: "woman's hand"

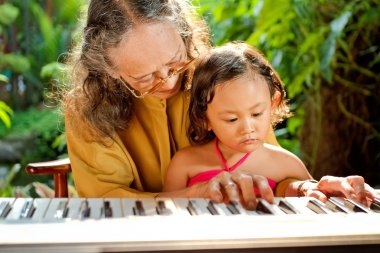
(300, 175), (379, 206)
(188, 171), (274, 210)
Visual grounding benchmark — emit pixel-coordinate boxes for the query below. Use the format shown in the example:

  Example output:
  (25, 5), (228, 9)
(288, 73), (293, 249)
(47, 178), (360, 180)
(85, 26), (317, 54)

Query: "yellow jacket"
(66, 90), (285, 198)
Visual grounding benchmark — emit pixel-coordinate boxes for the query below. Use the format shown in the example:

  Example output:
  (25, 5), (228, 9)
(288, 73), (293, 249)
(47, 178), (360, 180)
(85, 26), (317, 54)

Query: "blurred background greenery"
(0, 0), (379, 197)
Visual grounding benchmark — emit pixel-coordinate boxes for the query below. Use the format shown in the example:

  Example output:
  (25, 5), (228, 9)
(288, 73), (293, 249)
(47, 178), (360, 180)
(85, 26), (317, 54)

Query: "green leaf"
(40, 62), (65, 79)
(320, 11), (351, 82)
(0, 3), (19, 25)
(0, 101), (13, 128)
(330, 11), (351, 36)
(288, 64), (315, 98)
(287, 116), (302, 135)
(0, 74), (9, 83)
(0, 53), (31, 73)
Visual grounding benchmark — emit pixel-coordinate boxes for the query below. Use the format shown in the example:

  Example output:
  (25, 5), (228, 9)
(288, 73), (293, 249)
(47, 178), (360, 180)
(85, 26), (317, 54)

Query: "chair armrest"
(25, 158), (71, 175)
(25, 158), (72, 198)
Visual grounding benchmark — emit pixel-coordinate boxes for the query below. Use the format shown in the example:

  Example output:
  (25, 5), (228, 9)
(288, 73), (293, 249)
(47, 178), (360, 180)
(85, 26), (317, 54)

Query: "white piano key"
(257, 199), (286, 215)
(325, 197), (351, 213)
(5, 198), (33, 220)
(344, 198), (373, 213)
(86, 198), (104, 219)
(66, 198), (83, 219)
(188, 198), (212, 215)
(172, 198), (194, 216)
(121, 198), (138, 217)
(31, 198), (51, 221)
(284, 197), (318, 215)
(275, 198), (300, 214)
(19, 198), (36, 219)
(328, 197), (355, 213)
(140, 198), (158, 216)
(104, 198), (123, 218)
(155, 198), (177, 216)
(43, 198), (68, 221)
(207, 201), (231, 215)
(0, 198), (14, 219)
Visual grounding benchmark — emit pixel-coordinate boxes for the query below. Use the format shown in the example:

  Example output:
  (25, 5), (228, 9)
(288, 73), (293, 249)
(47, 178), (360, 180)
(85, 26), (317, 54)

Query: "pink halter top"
(187, 139), (276, 195)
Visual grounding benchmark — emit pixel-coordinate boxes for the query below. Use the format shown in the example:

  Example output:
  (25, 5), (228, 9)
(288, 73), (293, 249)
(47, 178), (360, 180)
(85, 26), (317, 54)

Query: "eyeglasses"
(119, 48), (199, 99)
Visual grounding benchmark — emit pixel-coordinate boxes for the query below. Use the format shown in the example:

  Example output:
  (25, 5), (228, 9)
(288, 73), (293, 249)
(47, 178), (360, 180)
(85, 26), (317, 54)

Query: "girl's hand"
(188, 171), (274, 210)
(300, 175), (379, 206)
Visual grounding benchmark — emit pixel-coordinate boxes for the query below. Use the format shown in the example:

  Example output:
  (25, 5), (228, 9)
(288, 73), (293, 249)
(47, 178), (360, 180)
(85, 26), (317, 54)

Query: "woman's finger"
(253, 175), (274, 204)
(231, 172), (256, 210)
(307, 189), (328, 203)
(207, 178), (224, 202)
(346, 176), (367, 206)
(216, 172), (240, 203)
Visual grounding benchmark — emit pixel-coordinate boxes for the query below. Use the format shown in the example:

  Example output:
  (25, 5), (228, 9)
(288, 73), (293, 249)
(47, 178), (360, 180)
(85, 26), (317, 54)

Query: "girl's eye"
(226, 118), (237, 123)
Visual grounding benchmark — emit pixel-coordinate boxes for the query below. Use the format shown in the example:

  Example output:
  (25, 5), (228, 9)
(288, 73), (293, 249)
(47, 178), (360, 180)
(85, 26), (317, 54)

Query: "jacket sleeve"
(65, 113), (157, 198)
(274, 178), (299, 197)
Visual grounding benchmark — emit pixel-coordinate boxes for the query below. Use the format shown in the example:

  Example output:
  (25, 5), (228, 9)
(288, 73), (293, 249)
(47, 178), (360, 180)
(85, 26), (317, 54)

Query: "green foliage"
(0, 3), (19, 25)
(0, 107), (65, 163)
(40, 62), (65, 79)
(0, 164), (21, 197)
(0, 101), (13, 128)
(0, 52), (30, 74)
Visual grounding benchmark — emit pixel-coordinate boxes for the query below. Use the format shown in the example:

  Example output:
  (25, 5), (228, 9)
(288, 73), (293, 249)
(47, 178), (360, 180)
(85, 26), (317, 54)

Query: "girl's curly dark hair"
(188, 42), (291, 145)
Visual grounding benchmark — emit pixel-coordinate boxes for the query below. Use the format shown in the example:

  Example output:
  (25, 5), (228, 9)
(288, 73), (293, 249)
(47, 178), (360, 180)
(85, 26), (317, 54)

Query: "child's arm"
(162, 150), (191, 192)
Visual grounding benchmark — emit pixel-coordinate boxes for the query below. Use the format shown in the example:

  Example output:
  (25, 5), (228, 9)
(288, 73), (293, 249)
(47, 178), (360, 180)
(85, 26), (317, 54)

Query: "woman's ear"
(271, 90), (281, 109)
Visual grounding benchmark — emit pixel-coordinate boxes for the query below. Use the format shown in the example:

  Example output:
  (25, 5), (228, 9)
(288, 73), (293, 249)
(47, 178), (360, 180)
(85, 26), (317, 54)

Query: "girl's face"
(108, 22), (186, 99)
(206, 74), (274, 153)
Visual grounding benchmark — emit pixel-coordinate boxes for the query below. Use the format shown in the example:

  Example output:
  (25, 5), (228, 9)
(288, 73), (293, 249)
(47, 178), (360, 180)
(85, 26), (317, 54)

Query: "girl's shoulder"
(261, 143), (303, 163)
(173, 142), (214, 163)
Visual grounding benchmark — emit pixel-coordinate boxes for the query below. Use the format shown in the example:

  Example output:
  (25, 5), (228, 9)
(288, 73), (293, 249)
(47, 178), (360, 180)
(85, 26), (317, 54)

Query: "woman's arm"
(277, 176), (379, 206)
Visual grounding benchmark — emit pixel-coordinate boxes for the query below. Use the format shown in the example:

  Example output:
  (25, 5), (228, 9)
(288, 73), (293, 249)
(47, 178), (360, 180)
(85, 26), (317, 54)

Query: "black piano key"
(373, 197), (380, 206)
(20, 200), (35, 219)
(105, 198), (123, 218)
(370, 201), (380, 213)
(133, 200), (145, 216)
(79, 200), (91, 219)
(156, 200), (172, 215)
(307, 199), (328, 214)
(206, 201), (219, 215)
(186, 200), (198, 216)
(325, 198), (350, 213)
(344, 199), (369, 213)
(256, 199), (284, 215)
(278, 199), (298, 214)
(103, 201), (112, 218)
(0, 201), (12, 219)
(226, 201), (240, 215)
(54, 200), (69, 219)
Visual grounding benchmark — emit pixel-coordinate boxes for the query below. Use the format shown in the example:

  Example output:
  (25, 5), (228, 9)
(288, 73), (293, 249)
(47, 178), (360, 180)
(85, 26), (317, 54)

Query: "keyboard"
(0, 197), (380, 253)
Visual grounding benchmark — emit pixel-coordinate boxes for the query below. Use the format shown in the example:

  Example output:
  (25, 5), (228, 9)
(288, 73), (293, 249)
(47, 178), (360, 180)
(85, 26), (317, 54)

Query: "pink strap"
(214, 138), (252, 172)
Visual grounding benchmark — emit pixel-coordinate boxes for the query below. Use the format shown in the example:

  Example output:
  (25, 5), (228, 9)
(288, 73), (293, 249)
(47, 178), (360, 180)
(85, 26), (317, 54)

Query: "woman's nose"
(155, 66), (170, 80)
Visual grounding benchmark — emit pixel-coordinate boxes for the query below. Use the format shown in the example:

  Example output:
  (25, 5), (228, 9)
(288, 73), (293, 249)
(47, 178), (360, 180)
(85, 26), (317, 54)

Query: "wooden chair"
(25, 158), (71, 198)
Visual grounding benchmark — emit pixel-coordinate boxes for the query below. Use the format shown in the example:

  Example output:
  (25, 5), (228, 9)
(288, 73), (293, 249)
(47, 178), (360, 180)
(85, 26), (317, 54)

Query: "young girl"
(163, 42), (313, 201)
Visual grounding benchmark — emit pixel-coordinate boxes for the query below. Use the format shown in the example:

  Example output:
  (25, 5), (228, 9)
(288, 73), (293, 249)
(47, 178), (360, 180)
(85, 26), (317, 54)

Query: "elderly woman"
(64, 0), (377, 208)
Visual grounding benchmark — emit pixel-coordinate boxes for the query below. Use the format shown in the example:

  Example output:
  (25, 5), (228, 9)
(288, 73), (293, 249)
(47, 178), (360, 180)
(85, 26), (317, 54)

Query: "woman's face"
(108, 22), (187, 99)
